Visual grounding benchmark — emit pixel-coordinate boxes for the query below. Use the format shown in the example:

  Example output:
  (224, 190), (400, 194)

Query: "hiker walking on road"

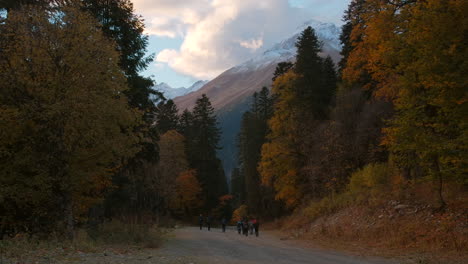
(248, 218), (254, 235)
(236, 220), (242, 234)
(206, 215), (211, 231)
(253, 217), (260, 237)
(221, 217), (227, 232)
(199, 214), (204, 230)
(242, 217), (249, 236)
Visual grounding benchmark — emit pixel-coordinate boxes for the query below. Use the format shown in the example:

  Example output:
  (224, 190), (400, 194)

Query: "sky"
(133, 0), (350, 88)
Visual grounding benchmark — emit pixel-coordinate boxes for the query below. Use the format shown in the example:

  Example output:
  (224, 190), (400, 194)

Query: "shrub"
(304, 162), (395, 221)
(304, 193), (351, 221)
(348, 162), (394, 204)
(93, 220), (162, 248)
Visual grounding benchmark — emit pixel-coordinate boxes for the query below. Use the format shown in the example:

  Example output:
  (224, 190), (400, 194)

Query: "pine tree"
(273, 62), (294, 82)
(81, 0), (157, 110)
(339, 0), (367, 76)
(188, 94), (227, 210)
(179, 109), (194, 136)
(155, 99), (179, 134)
(192, 95), (221, 159)
(230, 168), (244, 207)
(321, 56), (338, 107)
(257, 87), (274, 121)
(237, 87), (275, 214)
(294, 26), (335, 120)
(295, 26), (322, 77)
(258, 26), (338, 208)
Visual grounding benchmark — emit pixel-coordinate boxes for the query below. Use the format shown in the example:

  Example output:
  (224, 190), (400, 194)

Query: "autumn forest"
(0, 0), (466, 262)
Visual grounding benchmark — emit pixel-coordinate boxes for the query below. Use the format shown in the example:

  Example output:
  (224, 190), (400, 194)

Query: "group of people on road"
(199, 214), (211, 231)
(236, 217), (259, 237)
(198, 214), (259, 237)
(199, 214), (228, 232)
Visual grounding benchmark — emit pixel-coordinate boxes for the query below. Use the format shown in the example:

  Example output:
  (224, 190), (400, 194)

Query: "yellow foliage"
(0, 6), (142, 227)
(171, 170), (203, 217)
(156, 130), (189, 207)
(348, 163), (391, 194)
(258, 71), (306, 208)
(231, 205), (248, 224)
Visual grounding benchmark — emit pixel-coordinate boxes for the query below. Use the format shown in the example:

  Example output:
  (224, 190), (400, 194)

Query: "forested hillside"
(231, 0), (467, 256)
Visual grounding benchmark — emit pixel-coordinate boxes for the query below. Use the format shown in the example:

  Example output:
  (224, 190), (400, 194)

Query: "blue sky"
(134, 0), (350, 88)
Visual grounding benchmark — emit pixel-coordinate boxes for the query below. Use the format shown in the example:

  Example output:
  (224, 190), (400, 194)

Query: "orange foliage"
(171, 170), (203, 216)
(258, 71), (305, 208)
(342, 0), (402, 99)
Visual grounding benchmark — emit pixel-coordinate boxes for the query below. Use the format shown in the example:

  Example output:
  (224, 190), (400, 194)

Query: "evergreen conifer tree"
(294, 26), (335, 120)
(273, 62), (294, 82)
(155, 100), (179, 134)
(189, 94), (227, 210)
(237, 88), (275, 214)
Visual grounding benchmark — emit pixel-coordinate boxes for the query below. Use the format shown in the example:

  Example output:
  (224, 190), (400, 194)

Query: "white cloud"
(239, 37), (264, 51)
(133, 0), (347, 80)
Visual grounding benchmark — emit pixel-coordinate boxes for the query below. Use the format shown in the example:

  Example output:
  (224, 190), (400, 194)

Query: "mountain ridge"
(153, 80), (208, 100)
(174, 19), (341, 112)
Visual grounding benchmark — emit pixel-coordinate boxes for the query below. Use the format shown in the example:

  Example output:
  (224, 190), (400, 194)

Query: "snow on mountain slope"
(153, 80), (208, 100)
(230, 20), (340, 74)
(174, 19), (341, 111)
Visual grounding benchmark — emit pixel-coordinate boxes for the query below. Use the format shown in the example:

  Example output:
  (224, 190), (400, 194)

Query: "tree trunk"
(64, 194), (74, 240)
(434, 158), (446, 210)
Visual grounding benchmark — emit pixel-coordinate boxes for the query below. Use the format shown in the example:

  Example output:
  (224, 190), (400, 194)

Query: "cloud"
(239, 37), (264, 51)
(156, 49), (179, 63)
(133, 0), (347, 80)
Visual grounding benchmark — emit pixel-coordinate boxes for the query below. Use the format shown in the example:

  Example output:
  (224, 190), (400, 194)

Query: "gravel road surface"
(155, 226), (397, 264)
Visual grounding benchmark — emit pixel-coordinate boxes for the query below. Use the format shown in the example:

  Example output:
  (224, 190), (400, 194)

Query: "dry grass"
(275, 182), (468, 264)
(0, 220), (165, 263)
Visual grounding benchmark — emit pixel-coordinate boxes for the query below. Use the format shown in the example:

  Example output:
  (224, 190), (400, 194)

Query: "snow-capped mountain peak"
(229, 20), (341, 74)
(153, 80), (209, 100)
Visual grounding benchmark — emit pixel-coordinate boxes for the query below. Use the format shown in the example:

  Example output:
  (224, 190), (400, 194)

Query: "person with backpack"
(221, 217), (227, 232)
(248, 218), (254, 235)
(242, 217), (249, 236)
(252, 217), (260, 237)
(199, 214), (204, 230)
(236, 220), (242, 234)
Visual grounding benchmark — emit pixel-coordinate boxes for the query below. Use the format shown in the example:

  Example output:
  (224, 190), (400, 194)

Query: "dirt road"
(155, 226), (397, 264)
(5, 226), (399, 263)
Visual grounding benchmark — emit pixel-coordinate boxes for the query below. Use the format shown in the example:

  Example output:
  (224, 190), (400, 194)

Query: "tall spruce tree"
(294, 26), (335, 120)
(259, 26), (337, 208)
(339, 0), (366, 75)
(155, 99), (179, 134)
(230, 168), (244, 207)
(273, 62), (294, 82)
(295, 26), (322, 77)
(321, 56), (338, 107)
(80, 0), (156, 110)
(188, 94), (227, 210)
(237, 87), (275, 215)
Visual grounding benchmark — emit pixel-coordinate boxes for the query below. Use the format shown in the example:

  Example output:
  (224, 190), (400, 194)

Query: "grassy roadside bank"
(0, 221), (168, 264)
(263, 182), (467, 264)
